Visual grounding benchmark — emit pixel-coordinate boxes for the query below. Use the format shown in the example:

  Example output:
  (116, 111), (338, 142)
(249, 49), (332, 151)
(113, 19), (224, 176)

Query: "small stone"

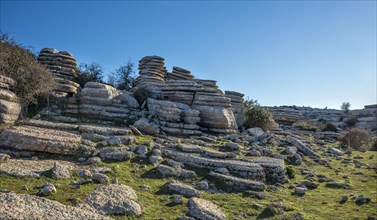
(294, 187), (307, 196)
(92, 173), (110, 184)
(249, 149), (262, 157)
(136, 145), (148, 158)
(340, 195), (348, 204)
(87, 157), (101, 164)
(77, 157), (86, 162)
(196, 181), (209, 190)
(51, 162), (70, 179)
(173, 194), (183, 204)
(76, 169), (92, 178)
(111, 178), (119, 184)
(138, 185), (150, 191)
(38, 182), (56, 196)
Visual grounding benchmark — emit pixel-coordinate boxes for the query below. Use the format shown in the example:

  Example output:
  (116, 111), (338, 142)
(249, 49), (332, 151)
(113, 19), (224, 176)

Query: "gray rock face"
(269, 107), (301, 125)
(209, 172), (266, 191)
(84, 184), (142, 216)
(286, 137), (318, 158)
(167, 181), (200, 198)
(0, 75), (21, 124)
(0, 125), (81, 155)
(188, 197), (226, 220)
(0, 192), (111, 220)
(294, 187), (307, 196)
(147, 98), (202, 136)
(163, 149), (265, 181)
(51, 162), (70, 179)
(134, 118), (160, 135)
(225, 90), (246, 127)
(74, 82), (139, 123)
(99, 147), (132, 161)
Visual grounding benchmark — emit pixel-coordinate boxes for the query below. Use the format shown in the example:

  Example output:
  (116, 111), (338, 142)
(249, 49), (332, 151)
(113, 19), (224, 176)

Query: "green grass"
(0, 150), (376, 220)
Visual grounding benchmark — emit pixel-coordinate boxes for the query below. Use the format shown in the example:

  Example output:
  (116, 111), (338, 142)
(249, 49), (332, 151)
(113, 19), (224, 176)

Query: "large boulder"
(188, 197), (226, 220)
(0, 192), (111, 220)
(0, 125), (81, 155)
(83, 184), (142, 216)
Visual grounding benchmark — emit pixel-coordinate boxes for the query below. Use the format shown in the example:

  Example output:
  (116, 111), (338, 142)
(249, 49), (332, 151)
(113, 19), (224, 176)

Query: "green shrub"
(344, 117), (358, 127)
(286, 166), (295, 179)
(339, 127), (373, 150)
(243, 99), (275, 130)
(293, 121), (319, 132)
(0, 33), (57, 116)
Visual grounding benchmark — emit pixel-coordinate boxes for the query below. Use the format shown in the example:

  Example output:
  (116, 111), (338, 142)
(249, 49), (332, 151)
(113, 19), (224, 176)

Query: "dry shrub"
(339, 127), (373, 150)
(0, 33), (56, 116)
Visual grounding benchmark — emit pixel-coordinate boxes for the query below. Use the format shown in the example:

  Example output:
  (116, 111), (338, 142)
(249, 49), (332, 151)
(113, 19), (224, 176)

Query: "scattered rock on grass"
(188, 197), (226, 220)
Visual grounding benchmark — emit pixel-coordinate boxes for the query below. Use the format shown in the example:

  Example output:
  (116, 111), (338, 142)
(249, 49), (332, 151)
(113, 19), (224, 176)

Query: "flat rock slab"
(188, 197), (226, 220)
(0, 125), (81, 155)
(83, 184), (142, 216)
(0, 192), (111, 220)
(0, 159), (75, 178)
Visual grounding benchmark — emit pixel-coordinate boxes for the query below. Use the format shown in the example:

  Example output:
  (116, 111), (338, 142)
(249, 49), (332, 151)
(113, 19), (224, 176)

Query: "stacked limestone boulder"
(166, 66), (195, 81)
(269, 107), (302, 125)
(225, 91), (246, 127)
(135, 56), (167, 87)
(134, 56), (239, 134)
(0, 75), (21, 124)
(37, 48), (80, 97)
(76, 82), (140, 123)
(147, 98), (202, 135)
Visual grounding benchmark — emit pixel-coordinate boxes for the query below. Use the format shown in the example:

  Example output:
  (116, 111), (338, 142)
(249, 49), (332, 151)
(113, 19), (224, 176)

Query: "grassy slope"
(0, 148), (376, 219)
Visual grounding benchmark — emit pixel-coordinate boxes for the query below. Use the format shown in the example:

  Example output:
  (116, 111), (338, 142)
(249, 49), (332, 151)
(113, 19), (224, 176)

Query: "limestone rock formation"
(188, 197), (226, 220)
(225, 90), (246, 127)
(37, 48), (80, 97)
(68, 82), (140, 123)
(0, 125), (81, 155)
(83, 184), (142, 216)
(0, 192), (111, 220)
(0, 75), (21, 125)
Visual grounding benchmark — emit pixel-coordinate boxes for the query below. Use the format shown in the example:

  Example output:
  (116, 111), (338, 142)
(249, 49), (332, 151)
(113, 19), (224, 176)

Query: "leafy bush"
(370, 137), (377, 151)
(286, 166), (296, 179)
(292, 121), (319, 132)
(243, 99), (275, 130)
(0, 33), (56, 116)
(72, 62), (104, 87)
(339, 127), (373, 150)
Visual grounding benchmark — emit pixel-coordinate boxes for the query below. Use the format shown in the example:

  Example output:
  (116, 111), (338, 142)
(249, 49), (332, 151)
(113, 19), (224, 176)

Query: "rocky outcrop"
(37, 48), (80, 97)
(132, 56), (239, 134)
(0, 192), (111, 220)
(83, 184), (142, 216)
(269, 107), (301, 125)
(225, 90), (245, 127)
(77, 82), (140, 123)
(209, 171), (266, 191)
(188, 197), (226, 220)
(0, 125), (81, 155)
(0, 75), (21, 124)
(147, 98), (202, 135)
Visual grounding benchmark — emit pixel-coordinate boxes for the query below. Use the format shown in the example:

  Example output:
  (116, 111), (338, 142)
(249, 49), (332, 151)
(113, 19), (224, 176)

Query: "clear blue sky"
(1, 1), (376, 109)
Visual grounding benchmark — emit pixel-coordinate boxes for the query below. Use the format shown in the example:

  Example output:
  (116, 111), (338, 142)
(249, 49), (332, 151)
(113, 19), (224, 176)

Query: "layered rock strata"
(37, 48), (80, 97)
(69, 82), (140, 123)
(0, 75), (21, 124)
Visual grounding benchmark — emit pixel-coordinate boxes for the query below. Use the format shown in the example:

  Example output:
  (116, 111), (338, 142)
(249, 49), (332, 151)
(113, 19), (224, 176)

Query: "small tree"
(109, 60), (136, 91)
(73, 62), (104, 87)
(341, 102), (351, 113)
